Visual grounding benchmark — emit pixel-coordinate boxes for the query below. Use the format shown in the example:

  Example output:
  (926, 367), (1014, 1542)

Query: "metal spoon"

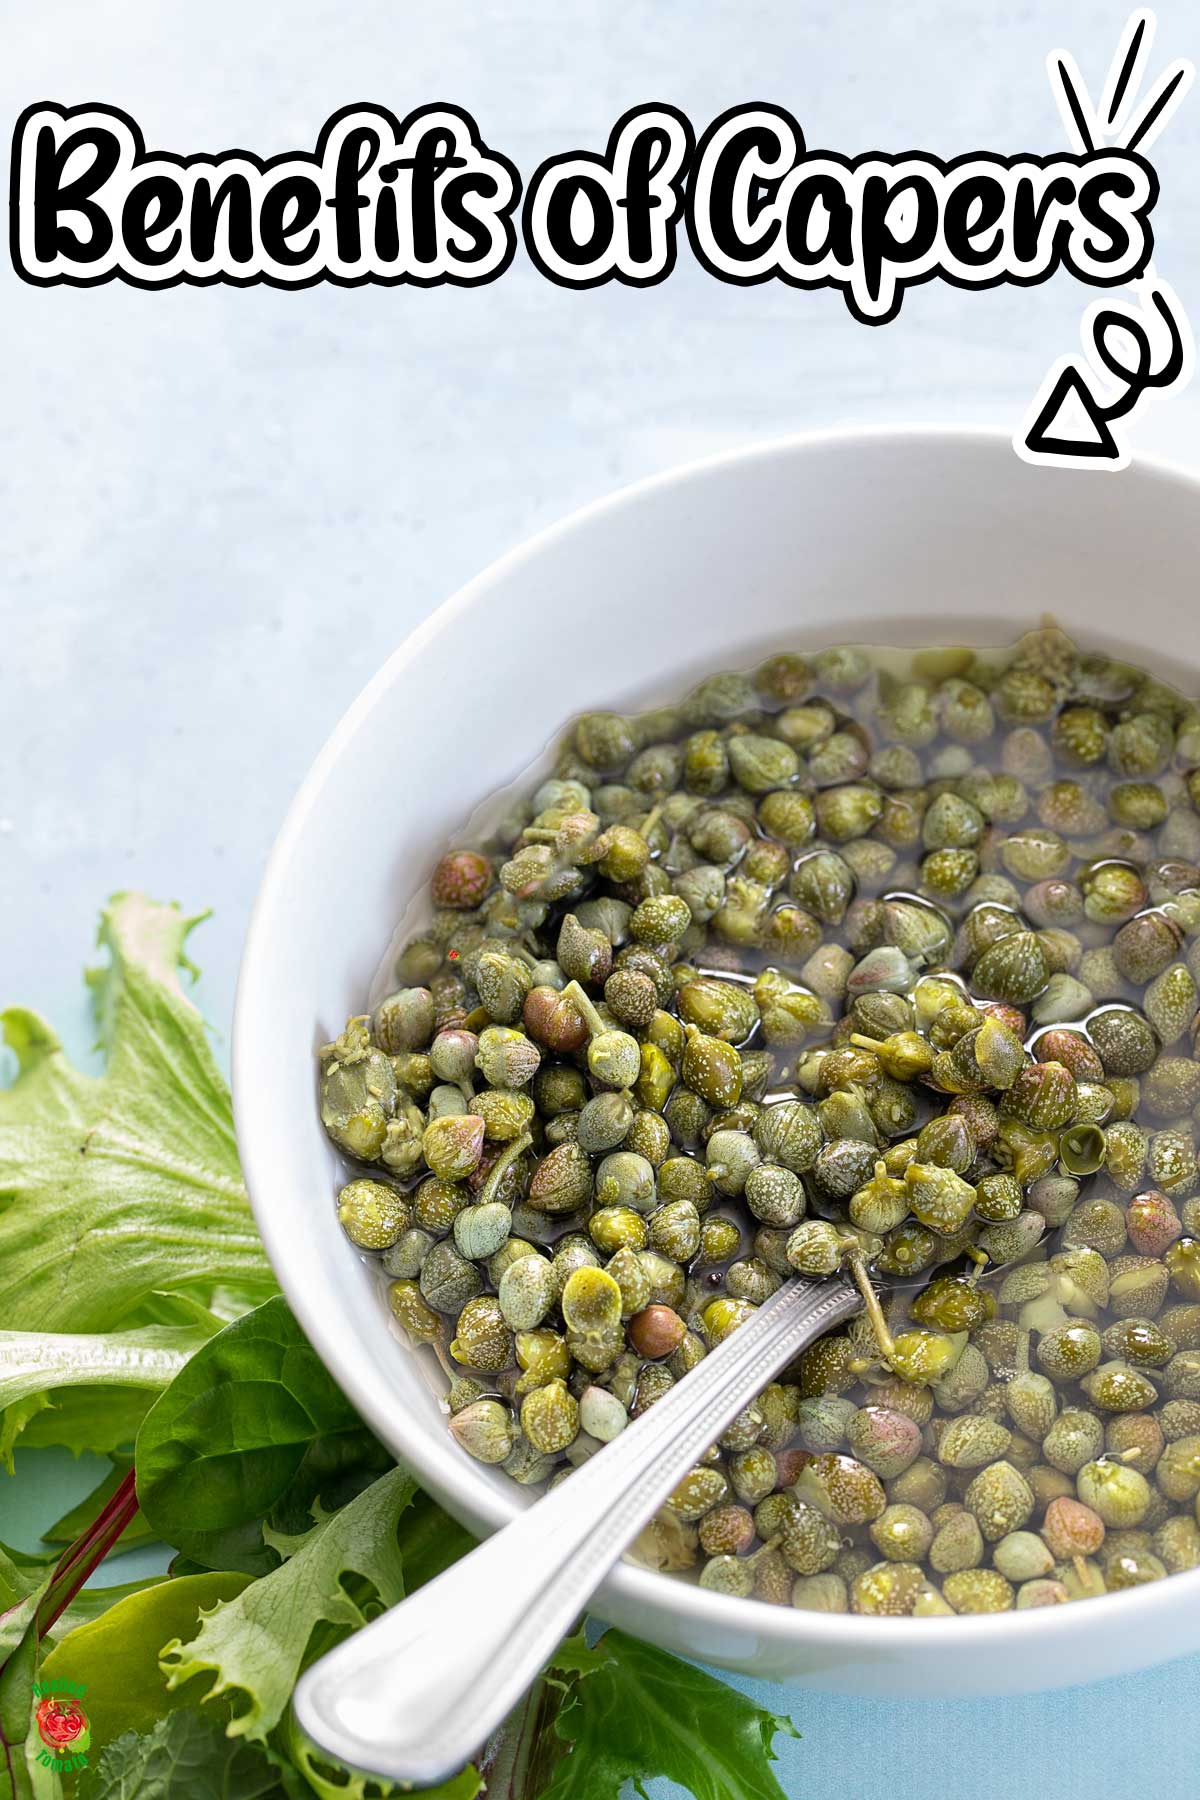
(295, 1270), (863, 1786)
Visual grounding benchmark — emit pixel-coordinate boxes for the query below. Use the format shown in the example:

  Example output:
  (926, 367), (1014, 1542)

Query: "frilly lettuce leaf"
(0, 895), (275, 1334)
(159, 1467), (413, 1743)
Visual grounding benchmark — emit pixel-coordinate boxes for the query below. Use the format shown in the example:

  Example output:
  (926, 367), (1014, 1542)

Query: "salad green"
(0, 898), (798, 1800)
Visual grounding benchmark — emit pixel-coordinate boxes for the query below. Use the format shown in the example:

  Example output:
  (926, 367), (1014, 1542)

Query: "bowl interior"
(234, 429), (1200, 1689)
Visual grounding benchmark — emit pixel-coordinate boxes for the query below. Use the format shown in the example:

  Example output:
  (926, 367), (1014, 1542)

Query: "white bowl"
(234, 426), (1200, 1698)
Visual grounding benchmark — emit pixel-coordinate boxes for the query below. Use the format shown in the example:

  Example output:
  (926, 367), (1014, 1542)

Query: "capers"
(327, 629), (1200, 1620)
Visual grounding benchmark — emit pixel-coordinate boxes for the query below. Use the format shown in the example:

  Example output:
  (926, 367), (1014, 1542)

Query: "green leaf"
(136, 1299), (393, 1575)
(41, 1463), (154, 1556)
(380, 1489), (474, 1595)
(9, 1393), (155, 1463)
(43, 1580), (166, 1649)
(0, 1569), (52, 1800)
(0, 1547), (52, 1619)
(0, 1326), (212, 1471)
(540, 1630), (799, 1800)
(76, 1712), (288, 1800)
(0, 896), (276, 1333)
(40, 1573), (251, 1761)
(159, 1468), (414, 1743)
(272, 1708), (482, 1800)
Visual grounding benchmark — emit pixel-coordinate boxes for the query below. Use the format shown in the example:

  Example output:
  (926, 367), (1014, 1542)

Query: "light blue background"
(3, 4), (1200, 1796)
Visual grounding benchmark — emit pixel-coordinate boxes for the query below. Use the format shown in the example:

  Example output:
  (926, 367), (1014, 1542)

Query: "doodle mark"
(1015, 10), (1194, 470)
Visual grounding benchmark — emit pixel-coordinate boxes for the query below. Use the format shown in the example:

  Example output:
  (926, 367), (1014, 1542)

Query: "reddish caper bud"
(429, 1027), (480, 1088)
(629, 1305), (688, 1359)
(431, 849), (492, 909)
(523, 984), (589, 1052)
(1128, 1190), (1184, 1258)
(1033, 1030), (1104, 1082)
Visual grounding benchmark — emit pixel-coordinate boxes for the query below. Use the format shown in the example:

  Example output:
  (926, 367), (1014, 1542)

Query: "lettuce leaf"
(159, 1467), (414, 1742)
(0, 896), (275, 1334)
(6, 1392), (157, 1465)
(0, 1326), (213, 1470)
(40, 1572), (252, 1762)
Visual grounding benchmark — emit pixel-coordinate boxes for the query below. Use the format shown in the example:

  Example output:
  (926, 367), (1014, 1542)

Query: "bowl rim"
(234, 421), (1200, 1660)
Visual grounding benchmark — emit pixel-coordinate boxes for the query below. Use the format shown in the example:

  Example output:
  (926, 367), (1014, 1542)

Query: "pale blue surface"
(4, 4), (1200, 1796)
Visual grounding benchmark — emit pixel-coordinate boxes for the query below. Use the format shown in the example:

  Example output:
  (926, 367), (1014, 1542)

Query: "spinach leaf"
(135, 1299), (391, 1575)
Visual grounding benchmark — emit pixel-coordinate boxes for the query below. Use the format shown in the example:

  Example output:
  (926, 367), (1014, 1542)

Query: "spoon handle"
(295, 1273), (861, 1786)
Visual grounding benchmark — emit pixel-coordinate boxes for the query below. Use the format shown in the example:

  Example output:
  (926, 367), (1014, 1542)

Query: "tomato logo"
(35, 1696), (90, 1754)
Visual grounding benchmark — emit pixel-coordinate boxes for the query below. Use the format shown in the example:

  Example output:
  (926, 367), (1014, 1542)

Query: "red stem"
(36, 1469), (140, 1639)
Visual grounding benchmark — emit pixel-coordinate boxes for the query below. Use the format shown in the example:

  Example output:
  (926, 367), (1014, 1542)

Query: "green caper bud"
(373, 986), (435, 1055)
(382, 1227), (436, 1280)
(575, 1090), (635, 1155)
(1077, 1459), (1152, 1527)
(725, 732), (800, 794)
(705, 1128), (761, 1197)
(785, 1219), (845, 1277)
(452, 1200), (513, 1263)
(497, 1253), (556, 1330)
(1156, 1435), (1200, 1502)
(527, 1141), (593, 1214)
(1163, 1348), (1200, 1398)
(591, 1150), (654, 1213)
(681, 1026), (744, 1108)
(336, 1178), (412, 1250)
(1004, 1061), (1077, 1131)
(876, 1220), (939, 1278)
(449, 1399), (517, 1464)
(1090, 1006), (1160, 1077)
(889, 1329), (963, 1386)
(870, 1504), (934, 1564)
(911, 1276), (991, 1334)
(1144, 963), (1199, 1046)
(475, 1025), (541, 1090)
(904, 1163), (976, 1236)
(963, 1460), (1035, 1541)
(739, 1162), (804, 1228)
(318, 1019), (399, 1161)
(419, 1240), (484, 1313)
(423, 1113), (485, 1181)
(973, 1172), (1024, 1223)
(387, 1278), (441, 1343)
(449, 1295), (513, 1370)
(943, 1569), (1015, 1614)
(851, 1562), (927, 1616)
(1039, 1405), (1105, 1477)
(520, 1378), (579, 1454)
(814, 1136), (877, 1201)
(574, 710), (636, 772)
(514, 1328), (572, 1394)
(970, 928), (1050, 1004)
(930, 1509), (985, 1575)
